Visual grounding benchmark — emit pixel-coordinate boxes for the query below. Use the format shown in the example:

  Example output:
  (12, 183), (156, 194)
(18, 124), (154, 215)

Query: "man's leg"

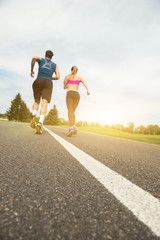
(32, 99), (40, 116)
(35, 99), (48, 134)
(35, 79), (52, 134)
(31, 78), (41, 129)
(30, 99), (40, 129)
(32, 101), (39, 113)
(39, 99), (48, 124)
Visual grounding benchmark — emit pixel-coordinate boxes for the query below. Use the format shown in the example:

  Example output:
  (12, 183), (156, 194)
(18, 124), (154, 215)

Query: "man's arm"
(52, 65), (60, 80)
(31, 56), (41, 78)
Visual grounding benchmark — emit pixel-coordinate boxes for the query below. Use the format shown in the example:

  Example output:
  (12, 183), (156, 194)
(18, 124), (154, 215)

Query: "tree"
(147, 124), (155, 135)
(104, 124), (111, 128)
(112, 124), (124, 131)
(59, 118), (68, 125)
(153, 125), (160, 135)
(139, 125), (145, 134)
(83, 121), (88, 127)
(76, 121), (83, 127)
(135, 125), (145, 134)
(19, 101), (32, 122)
(90, 122), (95, 127)
(127, 122), (134, 133)
(95, 122), (101, 127)
(0, 113), (7, 119)
(6, 93), (31, 122)
(146, 124), (160, 135)
(44, 105), (59, 125)
(124, 127), (129, 132)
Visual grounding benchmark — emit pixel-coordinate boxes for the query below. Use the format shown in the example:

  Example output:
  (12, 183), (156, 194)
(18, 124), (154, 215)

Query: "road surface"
(0, 122), (160, 240)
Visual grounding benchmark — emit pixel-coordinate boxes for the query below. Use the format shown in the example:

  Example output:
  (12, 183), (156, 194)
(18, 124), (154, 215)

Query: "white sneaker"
(35, 122), (42, 134)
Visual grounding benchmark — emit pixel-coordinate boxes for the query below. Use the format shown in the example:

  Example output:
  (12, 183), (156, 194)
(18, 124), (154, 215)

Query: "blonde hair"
(70, 66), (78, 79)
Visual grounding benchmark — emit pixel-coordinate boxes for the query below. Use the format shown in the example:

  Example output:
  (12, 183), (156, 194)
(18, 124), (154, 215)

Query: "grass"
(58, 125), (160, 145)
(0, 118), (8, 121)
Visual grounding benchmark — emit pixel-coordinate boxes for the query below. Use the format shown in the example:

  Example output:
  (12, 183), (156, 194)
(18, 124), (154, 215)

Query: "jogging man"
(30, 50), (60, 134)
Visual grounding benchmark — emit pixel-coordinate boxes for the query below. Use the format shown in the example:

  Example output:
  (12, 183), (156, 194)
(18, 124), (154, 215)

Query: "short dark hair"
(45, 50), (54, 59)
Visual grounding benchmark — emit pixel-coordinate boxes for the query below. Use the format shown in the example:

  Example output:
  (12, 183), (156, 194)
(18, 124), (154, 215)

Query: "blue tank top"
(37, 58), (56, 80)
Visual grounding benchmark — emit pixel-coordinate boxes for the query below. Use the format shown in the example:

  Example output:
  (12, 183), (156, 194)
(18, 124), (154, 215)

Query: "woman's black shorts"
(32, 78), (53, 103)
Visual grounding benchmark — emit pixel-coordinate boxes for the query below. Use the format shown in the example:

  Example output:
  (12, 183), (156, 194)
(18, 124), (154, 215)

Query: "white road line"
(44, 126), (160, 237)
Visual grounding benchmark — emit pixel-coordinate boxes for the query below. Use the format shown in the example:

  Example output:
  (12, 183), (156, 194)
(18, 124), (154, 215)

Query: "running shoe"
(67, 127), (74, 137)
(30, 116), (36, 129)
(35, 122), (42, 134)
(73, 126), (77, 135)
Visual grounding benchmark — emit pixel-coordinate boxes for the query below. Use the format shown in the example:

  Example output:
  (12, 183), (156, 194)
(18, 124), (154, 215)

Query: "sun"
(93, 110), (125, 126)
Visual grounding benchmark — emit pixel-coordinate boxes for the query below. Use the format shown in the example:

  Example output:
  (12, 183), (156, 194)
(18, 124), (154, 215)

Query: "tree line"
(3, 93), (160, 135)
(61, 121), (160, 135)
(106, 122), (160, 135)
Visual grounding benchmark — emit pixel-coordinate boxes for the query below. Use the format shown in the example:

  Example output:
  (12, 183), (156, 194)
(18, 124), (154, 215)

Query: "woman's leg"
(72, 92), (80, 125)
(66, 92), (75, 127)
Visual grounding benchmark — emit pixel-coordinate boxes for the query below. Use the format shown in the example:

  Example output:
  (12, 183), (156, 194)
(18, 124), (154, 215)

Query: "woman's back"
(66, 74), (81, 92)
(64, 65), (90, 95)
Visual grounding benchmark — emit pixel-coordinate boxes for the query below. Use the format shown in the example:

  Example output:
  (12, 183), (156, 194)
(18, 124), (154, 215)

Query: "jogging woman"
(64, 66), (90, 137)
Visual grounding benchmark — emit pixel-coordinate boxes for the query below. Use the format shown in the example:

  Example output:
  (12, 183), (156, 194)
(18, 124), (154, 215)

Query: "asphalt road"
(0, 122), (160, 240)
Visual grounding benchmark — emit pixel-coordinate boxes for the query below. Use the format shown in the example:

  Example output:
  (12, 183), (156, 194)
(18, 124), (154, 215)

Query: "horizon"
(1, 96), (160, 129)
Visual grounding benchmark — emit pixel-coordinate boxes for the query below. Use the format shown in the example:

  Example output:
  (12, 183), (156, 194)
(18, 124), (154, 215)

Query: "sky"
(0, 0), (160, 127)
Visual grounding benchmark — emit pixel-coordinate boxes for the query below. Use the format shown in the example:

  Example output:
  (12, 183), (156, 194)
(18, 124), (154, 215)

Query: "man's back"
(37, 58), (56, 81)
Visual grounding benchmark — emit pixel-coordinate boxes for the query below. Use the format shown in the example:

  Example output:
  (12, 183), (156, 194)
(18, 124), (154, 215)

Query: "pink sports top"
(67, 79), (80, 85)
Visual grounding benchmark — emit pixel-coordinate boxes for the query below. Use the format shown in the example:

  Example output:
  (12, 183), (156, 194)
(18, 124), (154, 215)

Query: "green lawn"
(0, 118), (8, 121)
(59, 125), (160, 145)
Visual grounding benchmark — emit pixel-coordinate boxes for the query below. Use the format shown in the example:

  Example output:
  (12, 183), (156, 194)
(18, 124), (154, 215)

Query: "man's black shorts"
(32, 78), (53, 103)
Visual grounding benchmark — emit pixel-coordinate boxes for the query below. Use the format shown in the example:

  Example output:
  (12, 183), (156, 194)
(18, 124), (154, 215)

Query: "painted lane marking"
(44, 126), (160, 236)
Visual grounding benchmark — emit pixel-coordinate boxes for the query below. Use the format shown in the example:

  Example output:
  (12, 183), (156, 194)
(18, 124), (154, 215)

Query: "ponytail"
(71, 66), (78, 79)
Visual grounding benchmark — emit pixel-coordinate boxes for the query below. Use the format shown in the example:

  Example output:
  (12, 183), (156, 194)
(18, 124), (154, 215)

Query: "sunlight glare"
(93, 110), (125, 126)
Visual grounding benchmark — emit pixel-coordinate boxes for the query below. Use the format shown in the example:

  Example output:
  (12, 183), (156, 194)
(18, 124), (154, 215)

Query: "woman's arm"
(52, 65), (60, 80)
(63, 75), (68, 89)
(80, 78), (90, 95)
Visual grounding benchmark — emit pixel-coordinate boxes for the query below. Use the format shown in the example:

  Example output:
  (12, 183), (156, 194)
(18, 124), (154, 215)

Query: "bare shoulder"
(78, 76), (84, 82)
(67, 74), (71, 79)
(33, 56), (42, 63)
(64, 74), (69, 81)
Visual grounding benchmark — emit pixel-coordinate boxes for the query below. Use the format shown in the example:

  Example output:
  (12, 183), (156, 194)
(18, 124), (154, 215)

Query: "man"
(30, 50), (60, 134)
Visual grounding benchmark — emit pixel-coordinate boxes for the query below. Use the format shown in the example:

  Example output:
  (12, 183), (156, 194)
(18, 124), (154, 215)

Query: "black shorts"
(32, 78), (53, 103)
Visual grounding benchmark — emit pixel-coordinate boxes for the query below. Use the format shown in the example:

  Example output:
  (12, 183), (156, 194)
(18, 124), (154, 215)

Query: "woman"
(64, 66), (90, 137)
